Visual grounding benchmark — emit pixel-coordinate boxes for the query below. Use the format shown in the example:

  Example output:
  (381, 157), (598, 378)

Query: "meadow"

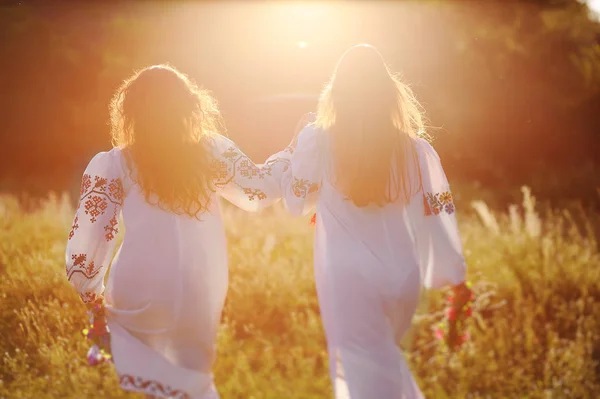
(1, 188), (599, 399)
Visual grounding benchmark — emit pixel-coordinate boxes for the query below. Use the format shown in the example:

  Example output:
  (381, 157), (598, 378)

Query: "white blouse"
(279, 124), (466, 289)
(65, 134), (292, 305)
(65, 133), (292, 399)
(276, 124), (466, 399)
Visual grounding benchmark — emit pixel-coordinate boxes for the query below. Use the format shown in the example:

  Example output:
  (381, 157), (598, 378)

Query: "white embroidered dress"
(65, 134), (291, 399)
(279, 125), (467, 399)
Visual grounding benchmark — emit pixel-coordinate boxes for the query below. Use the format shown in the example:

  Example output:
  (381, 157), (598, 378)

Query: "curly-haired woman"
(65, 64), (293, 399)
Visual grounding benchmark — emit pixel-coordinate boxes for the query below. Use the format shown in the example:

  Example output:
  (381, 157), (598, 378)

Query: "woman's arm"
(210, 134), (292, 212)
(65, 151), (124, 304)
(407, 138), (467, 289)
(279, 122), (322, 216)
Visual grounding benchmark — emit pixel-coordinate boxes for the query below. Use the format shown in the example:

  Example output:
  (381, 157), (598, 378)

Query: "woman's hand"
(452, 281), (472, 309)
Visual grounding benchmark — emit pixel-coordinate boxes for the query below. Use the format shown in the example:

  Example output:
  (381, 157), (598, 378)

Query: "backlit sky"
(589, 0), (600, 17)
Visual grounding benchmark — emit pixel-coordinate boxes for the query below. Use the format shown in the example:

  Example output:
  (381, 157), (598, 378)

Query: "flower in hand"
(82, 295), (112, 365)
(435, 281), (474, 350)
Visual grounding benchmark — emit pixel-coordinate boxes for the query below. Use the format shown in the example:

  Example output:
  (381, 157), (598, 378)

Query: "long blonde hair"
(110, 64), (223, 218)
(316, 44), (425, 207)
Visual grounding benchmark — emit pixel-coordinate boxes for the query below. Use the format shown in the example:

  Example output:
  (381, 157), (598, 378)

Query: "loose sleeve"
(280, 124), (322, 216)
(210, 134), (292, 212)
(65, 151), (125, 304)
(407, 138), (467, 289)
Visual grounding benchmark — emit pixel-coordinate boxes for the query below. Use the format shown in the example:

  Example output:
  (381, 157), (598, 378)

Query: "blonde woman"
(277, 44), (471, 398)
(65, 65), (293, 399)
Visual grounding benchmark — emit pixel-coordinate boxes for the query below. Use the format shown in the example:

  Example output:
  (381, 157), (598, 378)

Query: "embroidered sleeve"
(66, 151), (124, 304)
(210, 134), (292, 212)
(280, 124), (322, 216)
(408, 138), (466, 289)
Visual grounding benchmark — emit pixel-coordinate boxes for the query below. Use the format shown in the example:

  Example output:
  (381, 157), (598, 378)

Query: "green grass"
(1, 188), (599, 398)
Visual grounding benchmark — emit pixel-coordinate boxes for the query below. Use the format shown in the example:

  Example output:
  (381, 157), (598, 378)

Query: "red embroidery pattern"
(80, 174), (92, 196)
(119, 374), (191, 399)
(211, 141), (291, 201)
(238, 159), (273, 179)
(71, 172), (125, 241)
(104, 216), (119, 241)
(292, 177), (319, 198)
(79, 291), (100, 304)
(238, 159), (260, 178)
(221, 146), (239, 160)
(424, 191), (455, 216)
(84, 195), (108, 223)
(108, 179), (125, 202)
(243, 188), (267, 201)
(66, 253), (100, 282)
(68, 216), (79, 240)
(211, 159), (229, 180)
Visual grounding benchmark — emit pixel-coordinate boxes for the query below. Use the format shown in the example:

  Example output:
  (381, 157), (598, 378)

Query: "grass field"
(1, 188), (599, 399)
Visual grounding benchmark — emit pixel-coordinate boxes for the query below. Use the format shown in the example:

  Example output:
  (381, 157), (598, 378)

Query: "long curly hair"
(316, 44), (426, 207)
(110, 64), (223, 218)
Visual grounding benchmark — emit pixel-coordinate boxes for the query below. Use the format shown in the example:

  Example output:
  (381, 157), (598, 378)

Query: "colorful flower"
(434, 327), (445, 341)
(459, 332), (470, 344)
(439, 192), (453, 204)
(86, 345), (103, 366)
(445, 307), (457, 321)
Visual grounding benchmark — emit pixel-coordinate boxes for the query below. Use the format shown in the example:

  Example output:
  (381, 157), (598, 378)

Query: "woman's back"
(65, 125), (293, 399)
(317, 131), (422, 272)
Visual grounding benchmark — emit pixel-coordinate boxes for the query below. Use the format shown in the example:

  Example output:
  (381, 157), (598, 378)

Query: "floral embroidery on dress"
(80, 174), (92, 196)
(119, 374), (191, 399)
(84, 196), (109, 223)
(211, 141), (291, 200)
(211, 159), (231, 186)
(104, 215), (119, 241)
(70, 174), (124, 240)
(238, 159), (260, 178)
(292, 177), (320, 198)
(68, 216), (79, 240)
(424, 191), (455, 216)
(243, 187), (267, 201)
(66, 253), (100, 282)
(79, 291), (100, 304)
(222, 146), (240, 160)
(238, 159), (273, 179)
(108, 179), (125, 202)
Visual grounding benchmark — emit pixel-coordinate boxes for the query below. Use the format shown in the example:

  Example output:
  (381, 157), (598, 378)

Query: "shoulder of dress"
(413, 136), (440, 161)
(84, 148), (130, 190)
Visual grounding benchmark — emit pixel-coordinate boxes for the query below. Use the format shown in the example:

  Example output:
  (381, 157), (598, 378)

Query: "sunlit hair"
(110, 64), (223, 218)
(316, 44), (426, 207)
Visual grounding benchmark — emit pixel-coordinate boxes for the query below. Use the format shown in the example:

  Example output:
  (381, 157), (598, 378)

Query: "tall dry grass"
(0, 188), (598, 398)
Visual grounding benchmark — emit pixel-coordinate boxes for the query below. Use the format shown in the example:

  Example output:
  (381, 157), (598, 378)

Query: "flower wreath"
(82, 295), (112, 366)
(435, 281), (474, 349)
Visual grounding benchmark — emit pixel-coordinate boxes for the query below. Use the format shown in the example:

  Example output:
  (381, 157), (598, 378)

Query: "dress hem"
(119, 373), (192, 399)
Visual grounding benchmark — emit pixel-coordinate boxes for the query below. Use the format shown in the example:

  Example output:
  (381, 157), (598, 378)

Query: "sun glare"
(590, 0), (600, 18)
(297, 41), (308, 48)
